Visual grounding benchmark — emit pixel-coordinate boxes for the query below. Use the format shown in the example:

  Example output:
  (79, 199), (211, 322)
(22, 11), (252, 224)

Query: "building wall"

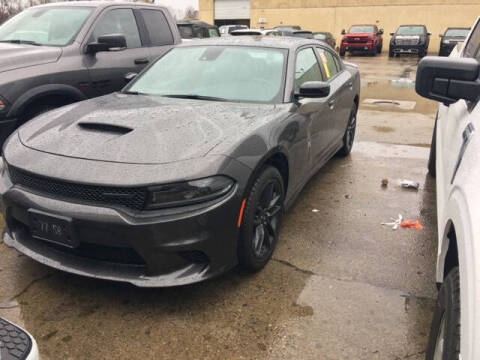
(199, 0), (480, 53)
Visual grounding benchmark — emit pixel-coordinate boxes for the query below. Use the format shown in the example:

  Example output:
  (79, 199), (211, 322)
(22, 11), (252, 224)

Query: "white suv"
(416, 18), (480, 360)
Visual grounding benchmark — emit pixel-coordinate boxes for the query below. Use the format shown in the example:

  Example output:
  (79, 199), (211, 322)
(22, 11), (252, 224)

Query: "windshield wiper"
(161, 94), (228, 102)
(123, 90), (147, 96)
(0, 39), (41, 46)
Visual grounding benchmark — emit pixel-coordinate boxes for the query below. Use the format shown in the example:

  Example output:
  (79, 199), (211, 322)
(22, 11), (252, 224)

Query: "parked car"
(274, 25), (301, 31)
(177, 20), (220, 40)
(0, 1), (180, 148)
(0, 37), (360, 287)
(415, 17), (480, 360)
(389, 24), (430, 58)
(339, 24), (383, 56)
(439, 27), (470, 56)
(277, 30), (314, 39)
(219, 25), (248, 36)
(230, 29), (281, 36)
(0, 316), (39, 360)
(313, 32), (336, 49)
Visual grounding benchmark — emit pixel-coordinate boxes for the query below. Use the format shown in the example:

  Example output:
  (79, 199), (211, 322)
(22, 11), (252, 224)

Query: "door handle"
(328, 99), (336, 109)
(134, 58), (149, 65)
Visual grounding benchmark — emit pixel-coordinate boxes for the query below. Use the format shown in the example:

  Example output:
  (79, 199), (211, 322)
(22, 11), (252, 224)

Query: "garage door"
(214, 0), (250, 20)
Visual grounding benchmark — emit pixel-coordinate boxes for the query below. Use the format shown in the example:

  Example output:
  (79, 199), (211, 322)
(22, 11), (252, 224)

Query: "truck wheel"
(339, 49), (345, 57)
(426, 267), (460, 360)
(238, 166), (284, 271)
(377, 43), (382, 54)
(419, 48), (427, 58)
(428, 118), (437, 177)
(20, 104), (55, 126)
(389, 47), (394, 57)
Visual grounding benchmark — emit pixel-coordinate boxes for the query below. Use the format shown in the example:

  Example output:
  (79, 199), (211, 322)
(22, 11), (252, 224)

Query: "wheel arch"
(439, 220), (459, 287)
(242, 148), (290, 200)
(7, 84), (86, 119)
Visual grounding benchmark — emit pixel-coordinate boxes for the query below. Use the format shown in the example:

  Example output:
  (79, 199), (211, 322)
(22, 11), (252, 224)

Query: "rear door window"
(316, 48), (339, 79)
(139, 9), (174, 46)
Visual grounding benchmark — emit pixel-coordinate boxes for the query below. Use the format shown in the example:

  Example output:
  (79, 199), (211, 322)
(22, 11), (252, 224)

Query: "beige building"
(199, 0), (480, 53)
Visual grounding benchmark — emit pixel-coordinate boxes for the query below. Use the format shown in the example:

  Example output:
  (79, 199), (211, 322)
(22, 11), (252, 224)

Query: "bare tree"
(184, 6), (198, 20)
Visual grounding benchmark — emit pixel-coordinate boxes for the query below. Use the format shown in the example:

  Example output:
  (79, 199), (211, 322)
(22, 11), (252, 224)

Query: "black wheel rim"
(345, 110), (357, 149)
(252, 179), (283, 258)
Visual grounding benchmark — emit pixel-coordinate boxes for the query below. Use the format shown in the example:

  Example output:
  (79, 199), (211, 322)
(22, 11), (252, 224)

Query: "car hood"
(18, 93), (284, 165)
(344, 33), (374, 38)
(0, 43), (61, 73)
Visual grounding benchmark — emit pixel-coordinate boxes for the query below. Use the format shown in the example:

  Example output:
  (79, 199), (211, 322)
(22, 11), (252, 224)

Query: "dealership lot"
(0, 54), (438, 359)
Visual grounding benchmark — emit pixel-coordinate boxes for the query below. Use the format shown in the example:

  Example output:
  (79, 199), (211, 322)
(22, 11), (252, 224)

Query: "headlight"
(0, 99), (5, 112)
(146, 176), (234, 209)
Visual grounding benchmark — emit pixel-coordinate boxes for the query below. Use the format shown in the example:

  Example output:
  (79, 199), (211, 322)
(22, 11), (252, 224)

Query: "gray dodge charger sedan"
(0, 37), (360, 287)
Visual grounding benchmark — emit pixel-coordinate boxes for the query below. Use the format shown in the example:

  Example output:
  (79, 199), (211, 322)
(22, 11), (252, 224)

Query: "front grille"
(8, 166), (148, 211)
(349, 37), (368, 43)
(395, 38), (419, 46)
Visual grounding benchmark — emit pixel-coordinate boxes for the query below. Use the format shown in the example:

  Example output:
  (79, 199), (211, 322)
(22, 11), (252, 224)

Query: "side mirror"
(415, 56), (480, 105)
(378, 29), (384, 35)
(439, 34), (444, 38)
(124, 72), (138, 84)
(295, 81), (330, 98)
(86, 34), (127, 54)
(341, 29), (346, 35)
(427, 32), (432, 36)
(390, 32), (395, 36)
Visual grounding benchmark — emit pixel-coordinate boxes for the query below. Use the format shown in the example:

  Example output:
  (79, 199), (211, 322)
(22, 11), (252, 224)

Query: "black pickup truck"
(0, 1), (181, 147)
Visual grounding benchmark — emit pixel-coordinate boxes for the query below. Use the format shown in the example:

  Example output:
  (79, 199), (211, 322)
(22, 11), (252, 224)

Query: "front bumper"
(391, 43), (424, 54)
(341, 43), (375, 52)
(1, 168), (244, 287)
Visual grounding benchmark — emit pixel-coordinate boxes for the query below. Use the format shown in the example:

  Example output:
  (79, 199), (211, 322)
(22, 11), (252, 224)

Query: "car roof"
(398, 24), (426, 27)
(176, 35), (326, 49)
(31, 1), (164, 9)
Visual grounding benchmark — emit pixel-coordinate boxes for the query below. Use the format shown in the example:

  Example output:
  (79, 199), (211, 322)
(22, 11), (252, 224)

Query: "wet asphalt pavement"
(0, 54), (438, 359)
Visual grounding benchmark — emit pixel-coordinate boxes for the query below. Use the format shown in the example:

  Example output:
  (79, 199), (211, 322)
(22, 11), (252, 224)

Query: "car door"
(437, 19), (480, 221)
(293, 47), (332, 167)
(83, 7), (151, 98)
(315, 47), (353, 149)
(135, 8), (176, 62)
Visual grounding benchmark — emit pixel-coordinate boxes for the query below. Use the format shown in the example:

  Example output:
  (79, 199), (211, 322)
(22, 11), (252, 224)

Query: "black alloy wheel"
(337, 103), (357, 157)
(238, 166), (284, 271)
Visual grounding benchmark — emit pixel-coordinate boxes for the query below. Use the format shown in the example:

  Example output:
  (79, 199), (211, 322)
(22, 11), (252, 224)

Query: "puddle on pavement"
(360, 80), (437, 115)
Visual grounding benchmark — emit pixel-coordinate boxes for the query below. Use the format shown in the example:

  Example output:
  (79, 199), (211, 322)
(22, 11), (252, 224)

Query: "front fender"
(439, 187), (480, 360)
(7, 84), (86, 118)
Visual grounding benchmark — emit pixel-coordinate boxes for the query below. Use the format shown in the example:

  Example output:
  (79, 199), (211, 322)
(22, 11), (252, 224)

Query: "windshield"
(349, 26), (374, 33)
(127, 46), (287, 103)
(396, 26), (425, 35)
(445, 28), (470, 37)
(314, 33), (327, 40)
(0, 7), (93, 46)
(293, 32), (313, 39)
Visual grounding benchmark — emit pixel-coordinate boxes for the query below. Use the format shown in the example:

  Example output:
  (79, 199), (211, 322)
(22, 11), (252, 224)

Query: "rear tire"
(238, 166), (285, 271)
(337, 103), (357, 157)
(428, 117), (437, 177)
(426, 268), (460, 360)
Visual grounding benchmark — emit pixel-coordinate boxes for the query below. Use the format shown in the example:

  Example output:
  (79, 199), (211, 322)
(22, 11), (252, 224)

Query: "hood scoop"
(78, 122), (133, 135)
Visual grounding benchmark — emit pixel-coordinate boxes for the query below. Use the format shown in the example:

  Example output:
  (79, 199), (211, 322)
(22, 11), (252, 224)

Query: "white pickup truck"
(416, 17), (480, 360)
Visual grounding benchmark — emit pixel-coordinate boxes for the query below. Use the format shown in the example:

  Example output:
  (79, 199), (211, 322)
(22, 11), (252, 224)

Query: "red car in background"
(340, 24), (384, 56)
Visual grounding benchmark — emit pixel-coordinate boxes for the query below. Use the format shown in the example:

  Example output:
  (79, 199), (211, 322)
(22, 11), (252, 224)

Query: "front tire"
(377, 43), (382, 54)
(337, 103), (357, 157)
(389, 46), (394, 57)
(238, 166), (285, 271)
(339, 49), (346, 57)
(426, 268), (460, 360)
